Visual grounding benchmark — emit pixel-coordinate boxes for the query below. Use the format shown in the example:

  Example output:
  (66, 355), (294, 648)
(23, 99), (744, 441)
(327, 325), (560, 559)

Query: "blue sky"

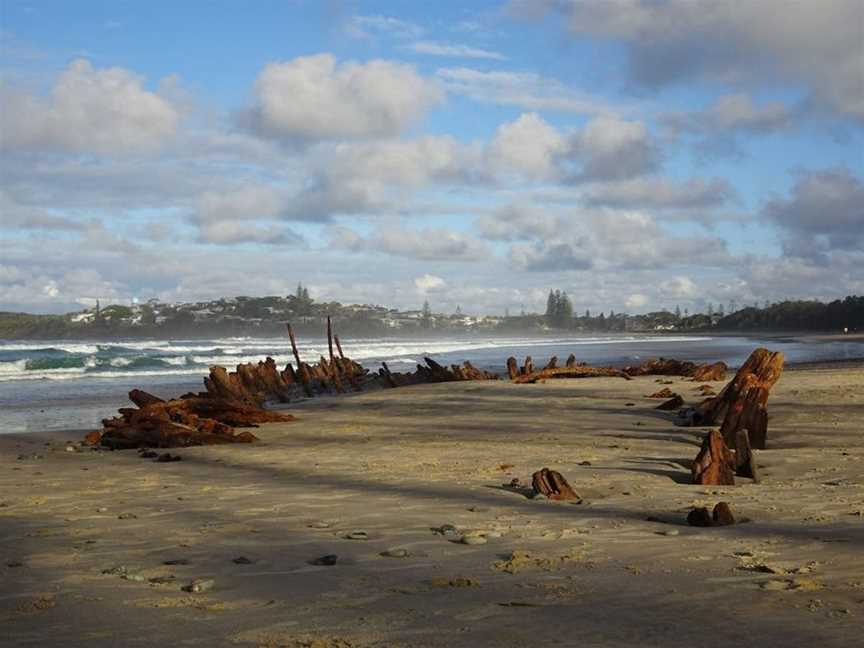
(1, 0), (862, 314)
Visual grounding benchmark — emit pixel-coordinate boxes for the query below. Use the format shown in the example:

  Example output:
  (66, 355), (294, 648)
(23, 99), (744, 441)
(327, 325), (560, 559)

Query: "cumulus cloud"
(487, 112), (565, 180)
(478, 204), (730, 273)
(581, 177), (735, 211)
(764, 167), (864, 258)
(196, 220), (302, 246)
(517, 0), (864, 120)
(0, 59), (179, 154)
(330, 223), (490, 261)
(193, 186), (285, 223)
(660, 276), (698, 298)
(569, 115), (660, 180)
(510, 240), (593, 272)
(414, 274), (447, 292)
(665, 93), (794, 135)
(625, 293), (648, 309)
(245, 54), (443, 141)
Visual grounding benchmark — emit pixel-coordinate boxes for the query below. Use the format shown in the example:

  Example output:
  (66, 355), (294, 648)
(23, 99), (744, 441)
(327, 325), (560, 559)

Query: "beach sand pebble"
(381, 548), (409, 558)
(183, 578), (215, 593)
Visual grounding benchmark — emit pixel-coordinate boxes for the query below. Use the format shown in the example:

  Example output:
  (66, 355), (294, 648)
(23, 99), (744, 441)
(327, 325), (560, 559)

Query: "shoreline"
(2, 364), (862, 646)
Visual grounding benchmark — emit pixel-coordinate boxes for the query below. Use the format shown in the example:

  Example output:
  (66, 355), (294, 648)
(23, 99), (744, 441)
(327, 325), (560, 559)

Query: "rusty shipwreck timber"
(88, 320), (784, 458)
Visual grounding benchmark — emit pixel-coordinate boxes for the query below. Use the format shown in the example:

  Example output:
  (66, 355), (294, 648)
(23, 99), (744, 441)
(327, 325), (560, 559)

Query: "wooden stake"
(286, 323), (302, 368)
(326, 316), (335, 364)
(334, 334), (345, 360)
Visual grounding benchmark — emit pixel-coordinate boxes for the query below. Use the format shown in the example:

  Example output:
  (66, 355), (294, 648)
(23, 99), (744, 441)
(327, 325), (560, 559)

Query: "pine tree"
(421, 300), (433, 329)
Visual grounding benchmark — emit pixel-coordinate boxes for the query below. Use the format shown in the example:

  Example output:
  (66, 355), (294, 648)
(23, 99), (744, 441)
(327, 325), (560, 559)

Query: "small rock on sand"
(312, 554), (338, 566)
(381, 548), (409, 558)
(345, 531), (368, 540)
(183, 578), (215, 593)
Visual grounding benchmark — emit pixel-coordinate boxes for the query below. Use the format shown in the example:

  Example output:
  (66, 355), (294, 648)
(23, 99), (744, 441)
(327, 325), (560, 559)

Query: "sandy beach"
(2, 363), (862, 647)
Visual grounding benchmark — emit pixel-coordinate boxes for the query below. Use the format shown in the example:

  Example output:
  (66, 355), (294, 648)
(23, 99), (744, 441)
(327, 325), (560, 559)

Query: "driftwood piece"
(531, 468), (580, 501)
(695, 348), (784, 450)
(691, 362), (728, 382)
(506, 357), (519, 380)
(521, 356), (534, 376)
(625, 357), (727, 381)
(734, 428), (759, 481)
(625, 358), (698, 377)
(646, 387), (675, 399)
(565, 354), (577, 368)
(128, 389), (166, 408)
(512, 365), (631, 384)
(691, 430), (735, 485)
(543, 356), (558, 370)
(656, 394), (684, 410)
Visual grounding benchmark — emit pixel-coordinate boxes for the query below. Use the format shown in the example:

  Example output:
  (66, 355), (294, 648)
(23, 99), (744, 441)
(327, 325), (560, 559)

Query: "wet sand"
(1, 364), (862, 647)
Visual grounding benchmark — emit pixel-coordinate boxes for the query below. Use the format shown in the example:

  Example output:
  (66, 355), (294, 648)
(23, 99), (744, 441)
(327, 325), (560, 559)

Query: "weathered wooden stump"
(691, 362), (727, 382)
(506, 357), (519, 380)
(691, 429), (735, 485)
(696, 348), (784, 450)
(531, 468), (580, 501)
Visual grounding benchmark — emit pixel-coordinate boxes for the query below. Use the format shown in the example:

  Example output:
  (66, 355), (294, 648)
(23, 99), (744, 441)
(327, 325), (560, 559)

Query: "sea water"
(1, 334), (861, 434)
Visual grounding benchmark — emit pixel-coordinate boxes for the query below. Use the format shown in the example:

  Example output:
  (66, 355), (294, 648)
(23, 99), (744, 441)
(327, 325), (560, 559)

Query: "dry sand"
(1, 364), (862, 647)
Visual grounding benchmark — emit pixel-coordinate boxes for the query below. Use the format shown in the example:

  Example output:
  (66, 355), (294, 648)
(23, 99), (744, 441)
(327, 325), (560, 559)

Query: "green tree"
(421, 300), (433, 329)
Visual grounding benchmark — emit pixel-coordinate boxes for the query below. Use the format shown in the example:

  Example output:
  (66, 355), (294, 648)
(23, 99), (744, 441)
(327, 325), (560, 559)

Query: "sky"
(1, 0), (862, 316)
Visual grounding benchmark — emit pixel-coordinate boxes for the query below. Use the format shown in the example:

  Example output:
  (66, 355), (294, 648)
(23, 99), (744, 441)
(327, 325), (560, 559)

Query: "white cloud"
(625, 293), (648, 309)
(570, 115), (660, 180)
(660, 276), (698, 298)
(409, 41), (506, 60)
(522, 0), (864, 121)
(414, 274), (447, 293)
(345, 15), (424, 41)
(197, 220), (301, 246)
(665, 93), (793, 134)
(764, 167), (864, 258)
(330, 223), (490, 261)
(246, 54), (443, 141)
(436, 67), (618, 114)
(582, 176), (735, 211)
(0, 59), (179, 154)
(193, 186), (284, 223)
(487, 112), (565, 180)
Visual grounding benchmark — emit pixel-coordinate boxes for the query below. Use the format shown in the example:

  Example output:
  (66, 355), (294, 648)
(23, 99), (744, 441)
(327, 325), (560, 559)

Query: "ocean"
(1, 334), (861, 434)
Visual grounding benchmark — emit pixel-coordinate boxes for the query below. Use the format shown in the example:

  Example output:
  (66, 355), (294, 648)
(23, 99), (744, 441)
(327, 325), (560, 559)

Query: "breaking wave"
(0, 335), (715, 383)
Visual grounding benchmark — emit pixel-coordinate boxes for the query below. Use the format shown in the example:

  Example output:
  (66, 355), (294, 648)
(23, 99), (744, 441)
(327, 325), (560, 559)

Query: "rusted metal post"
(326, 316), (335, 365)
